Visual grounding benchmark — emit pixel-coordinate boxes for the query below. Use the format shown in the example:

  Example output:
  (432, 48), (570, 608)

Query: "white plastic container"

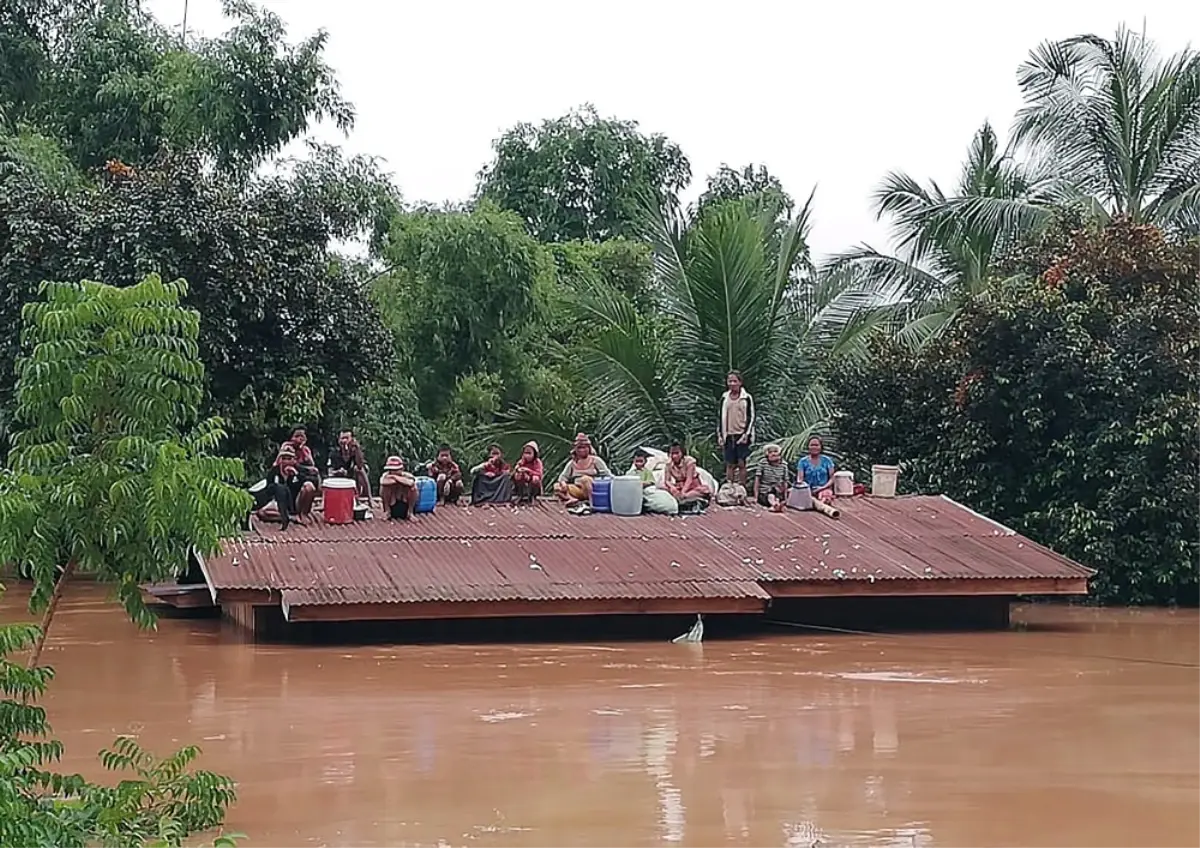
(871, 465), (899, 498)
(833, 470), (855, 497)
(609, 475), (644, 516)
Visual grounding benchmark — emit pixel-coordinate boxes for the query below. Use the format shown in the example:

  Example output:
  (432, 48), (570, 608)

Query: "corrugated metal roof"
(206, 496), (1094, 606)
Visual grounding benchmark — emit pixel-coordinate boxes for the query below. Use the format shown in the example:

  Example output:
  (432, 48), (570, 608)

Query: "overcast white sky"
(149, 0), (1194, 260)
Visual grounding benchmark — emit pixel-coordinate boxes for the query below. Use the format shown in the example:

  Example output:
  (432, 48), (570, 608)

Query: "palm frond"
(1014, 28), (1200, 227)
(565, 283), (678, 458)
(824, 245), (953, 304)
(670, 204), (776, 407)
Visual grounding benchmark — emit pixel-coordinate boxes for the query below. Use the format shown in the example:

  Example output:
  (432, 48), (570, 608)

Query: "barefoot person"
(379, 455), (418, 520)
(427, 445), (464, 505)
(798, 435), (837, 503)
(280, 427), (319, 521)
(753, 443), (791, 512)
(512, 441), (544, 504)
(717, 371), (755, 488)
(663, 442), (712, 508)
(554, 433), (611, 506)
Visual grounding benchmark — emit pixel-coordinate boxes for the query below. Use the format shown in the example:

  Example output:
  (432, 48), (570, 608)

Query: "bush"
(831, 221), (1200, 605)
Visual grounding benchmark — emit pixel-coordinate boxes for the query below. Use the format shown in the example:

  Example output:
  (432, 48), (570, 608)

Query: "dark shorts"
(756, 484), (786, 507)
(723, 435), (750, 465)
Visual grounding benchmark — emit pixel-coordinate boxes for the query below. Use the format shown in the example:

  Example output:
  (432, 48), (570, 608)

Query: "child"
(469, 444), (513, 505)
(512, 441), (544, 504)
(427, 445), (464, 504)
(631, 449), (656, 488)
(753, 443), (791, 512)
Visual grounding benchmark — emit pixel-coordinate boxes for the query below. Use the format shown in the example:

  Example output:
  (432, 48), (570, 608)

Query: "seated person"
(631, 449), (679, 515)
(249, 443), (299, 530)
(470, 444), (513, 504)
(798, 436), (836, 502)
(663, 442), (712, 507)
(279, 428), (319, 521)
(754, 443), (792, 513)
(631, 449), (656, 489)
(512, 441), (544, 504)
(427, 445), (464, 505)
(553, 433), (611, 506)
(379, 455), (418, 520)
(328, 428), (370, 498)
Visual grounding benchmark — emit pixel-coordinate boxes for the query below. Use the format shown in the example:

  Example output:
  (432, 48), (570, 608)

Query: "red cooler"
(322, 477), (356, 524)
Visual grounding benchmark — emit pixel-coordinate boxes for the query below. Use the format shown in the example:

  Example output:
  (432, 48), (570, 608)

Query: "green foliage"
(342, 370), (436, 473)
(375, 203), (549, 421)
(549, 238), (655, 314)
(0, 595), (241, 847)
(947, 28), (1200, 239)
(0, 125), (86, 192)
(830, 221), (1199, 604)
(695, 163), (794, 220)
(0, 151), (395, 469)
(477, 104), (692, 242)
(498, 191), (893, 469)
(0, 275), (252, 624)
(2, 0), (350, 172)
(830, 122), (1059, 347)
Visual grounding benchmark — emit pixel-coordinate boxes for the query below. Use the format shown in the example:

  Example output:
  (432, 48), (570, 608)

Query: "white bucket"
(787, 483), (813, 511)
(871, 465), (899, 498)
(610, 475), (644, 516)
(833, 471), (855, 497)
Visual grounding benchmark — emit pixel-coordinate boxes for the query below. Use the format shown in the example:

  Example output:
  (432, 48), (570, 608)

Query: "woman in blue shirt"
(797, 436), (836, 502)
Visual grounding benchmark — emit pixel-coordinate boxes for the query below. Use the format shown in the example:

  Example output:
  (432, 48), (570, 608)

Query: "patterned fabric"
(755, 459), (790, 490)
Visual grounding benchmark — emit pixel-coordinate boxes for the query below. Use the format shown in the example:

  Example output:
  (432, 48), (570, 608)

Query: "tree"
(497, 192), (893, 469)
(949, 28), (1200, 240)
(374, 203), (550, 422)
(0, 274), (252, 664)
(830, 123), (1057, 345)
(0, 602), (242, 847)
(549, 238), (655, 314)
(830, 220), (1199, 605)
(476, 105), (692, 242)
(0, 151), (396, 469)
(695, 163), (794, 220)
(1, 0), (352, 173)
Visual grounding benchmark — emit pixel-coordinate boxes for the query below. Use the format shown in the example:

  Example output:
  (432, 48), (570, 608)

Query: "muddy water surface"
(4, 585), (1197, 847)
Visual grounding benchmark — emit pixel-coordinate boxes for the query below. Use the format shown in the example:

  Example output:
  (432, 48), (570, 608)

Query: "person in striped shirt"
(754, 443), (792, 512)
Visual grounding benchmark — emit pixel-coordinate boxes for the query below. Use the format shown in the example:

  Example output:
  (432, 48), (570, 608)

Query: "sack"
(642, 487), (679, 515)
(716, 482), (747, 507)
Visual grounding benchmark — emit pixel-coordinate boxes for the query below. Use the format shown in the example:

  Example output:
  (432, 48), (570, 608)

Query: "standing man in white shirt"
(717, 370), (755, 488)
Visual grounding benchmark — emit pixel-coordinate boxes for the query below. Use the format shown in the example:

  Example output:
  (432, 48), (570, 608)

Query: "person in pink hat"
(512, 441), (544, 504)
(379, 455), (418, 520)
(553, 433), (611, 506)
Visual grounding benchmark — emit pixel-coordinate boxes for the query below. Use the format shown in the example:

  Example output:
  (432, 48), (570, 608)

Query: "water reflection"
(4, 587), (1198, 847)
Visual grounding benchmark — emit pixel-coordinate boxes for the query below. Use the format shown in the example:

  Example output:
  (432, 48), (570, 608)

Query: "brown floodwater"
(2, 584), (1197, 847)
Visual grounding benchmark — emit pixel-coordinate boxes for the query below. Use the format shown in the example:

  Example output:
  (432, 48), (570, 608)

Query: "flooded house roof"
(196, 495), (1094, 621)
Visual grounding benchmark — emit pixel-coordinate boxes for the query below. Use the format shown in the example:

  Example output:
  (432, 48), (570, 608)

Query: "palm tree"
(829, 123), (1051, 345)
(952, 28), (1200, 238)
(493, 192), (893, 468)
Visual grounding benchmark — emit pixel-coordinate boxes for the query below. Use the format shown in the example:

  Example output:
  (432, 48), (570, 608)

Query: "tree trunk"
(26, 561), (77, 669)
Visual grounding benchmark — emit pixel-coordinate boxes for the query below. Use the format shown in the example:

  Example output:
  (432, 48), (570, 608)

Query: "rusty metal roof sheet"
(203, 495), (1094, 605)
